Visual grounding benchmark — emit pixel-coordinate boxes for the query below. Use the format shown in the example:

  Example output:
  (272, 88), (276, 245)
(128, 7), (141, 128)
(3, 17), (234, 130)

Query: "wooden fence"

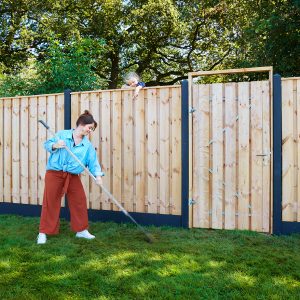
(0, 74), (300, 233)
(0, 87), (182, 217)
(282, 77), (300, 222)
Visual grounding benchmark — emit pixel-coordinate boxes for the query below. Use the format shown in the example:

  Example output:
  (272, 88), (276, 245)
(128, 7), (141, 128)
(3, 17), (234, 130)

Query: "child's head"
(124, 72), (140, 87)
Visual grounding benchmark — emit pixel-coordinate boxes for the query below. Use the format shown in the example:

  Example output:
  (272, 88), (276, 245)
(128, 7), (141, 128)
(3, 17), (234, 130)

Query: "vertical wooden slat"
(12, 98), (20, 203)
(0, 99), (3, 202)
(170, 87), (182, 215)
(101, 91), (112, 210)
(282, 80), (294, 221)
(112, 90), (122, 211)
(293, 80), (298, 222)
(122, 90), (134, 211)
(70, 93), (80, 208)
(20, 97), (29, 204)
(56, 94), (64, 131)
(193, 84), (210, 227)
(262, 80), (271, 232)
(80, 93), (90, 208)
(134, 90), (146, 213)
(297, 80), (300, 222)
(89, 92), (101, 209)
(159, 88), (170, 214)
(224, 83), (237, 230)
(238, 82), (250, 230)
(211, 83), (223, 229)
(38, 96), (47, 205)
(147, 88), (158, 213)
(29, 97), (38, 204)
(250, 82), (263, 231)
(4, 99), (12, 202)
(47, 94), (56, 149)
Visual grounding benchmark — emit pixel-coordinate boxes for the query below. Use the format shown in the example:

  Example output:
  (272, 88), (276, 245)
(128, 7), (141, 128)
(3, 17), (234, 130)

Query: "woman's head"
(76, 110), (97, 134)
(124, 72), (140, 87)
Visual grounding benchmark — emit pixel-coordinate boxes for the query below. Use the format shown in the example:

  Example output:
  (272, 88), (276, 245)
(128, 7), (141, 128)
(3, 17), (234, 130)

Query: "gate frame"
(187, 67), (274, 231)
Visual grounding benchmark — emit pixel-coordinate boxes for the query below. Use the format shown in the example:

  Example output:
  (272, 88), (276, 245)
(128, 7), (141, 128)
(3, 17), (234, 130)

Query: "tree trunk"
(108, 52), (120, 89)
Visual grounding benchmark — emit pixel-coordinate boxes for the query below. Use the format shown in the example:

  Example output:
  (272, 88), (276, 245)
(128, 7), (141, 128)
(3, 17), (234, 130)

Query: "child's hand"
(133, 86), (142, 98)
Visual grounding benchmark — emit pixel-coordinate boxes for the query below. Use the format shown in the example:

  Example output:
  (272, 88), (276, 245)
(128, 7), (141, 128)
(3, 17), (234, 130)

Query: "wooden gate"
(189, 68), (273, 233)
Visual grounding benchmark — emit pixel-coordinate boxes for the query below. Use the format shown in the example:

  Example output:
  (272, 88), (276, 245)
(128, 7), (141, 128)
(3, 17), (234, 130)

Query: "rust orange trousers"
(39, 170), (88, 234)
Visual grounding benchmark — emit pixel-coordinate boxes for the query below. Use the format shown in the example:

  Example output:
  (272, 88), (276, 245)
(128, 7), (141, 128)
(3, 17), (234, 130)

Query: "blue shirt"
(126, 81), (145, 88)
(137, 81), (145, 88)
(44, 129), (103, 177)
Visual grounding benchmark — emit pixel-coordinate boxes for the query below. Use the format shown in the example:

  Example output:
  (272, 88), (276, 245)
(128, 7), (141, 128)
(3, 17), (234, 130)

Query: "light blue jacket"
(44, 129), (103, 177)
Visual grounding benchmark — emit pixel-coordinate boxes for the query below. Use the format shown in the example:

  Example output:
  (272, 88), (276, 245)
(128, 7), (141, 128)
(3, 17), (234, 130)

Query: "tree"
(234, 0), (300, 77)
(0, 0), (299, 96)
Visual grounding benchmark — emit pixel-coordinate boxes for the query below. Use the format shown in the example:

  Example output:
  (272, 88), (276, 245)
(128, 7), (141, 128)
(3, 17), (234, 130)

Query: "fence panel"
(71, 86), (182, 215)
(192, 80), (272, 232)
(282, 78), (300, 222)
(0, 94), (64, 205)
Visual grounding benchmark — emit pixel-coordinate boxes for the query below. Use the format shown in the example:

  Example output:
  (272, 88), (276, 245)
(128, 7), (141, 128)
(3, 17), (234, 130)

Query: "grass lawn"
(0, 215), (299, 300)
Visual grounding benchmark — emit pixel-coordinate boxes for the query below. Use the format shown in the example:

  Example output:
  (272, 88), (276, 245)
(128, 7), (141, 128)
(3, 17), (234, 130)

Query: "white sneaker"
(76, 229), (95, 240)
(37, 233), (47, 244)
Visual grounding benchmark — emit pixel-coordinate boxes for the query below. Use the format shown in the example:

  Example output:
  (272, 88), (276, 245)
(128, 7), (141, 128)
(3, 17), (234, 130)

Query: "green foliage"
(226, 0), (300, 77)
(35, 37), (107, 94)
(0, 60), (39, 97)
(0, 0), (299, 94)
(0, 215), (300, 299)
(0, 38), (106, 97)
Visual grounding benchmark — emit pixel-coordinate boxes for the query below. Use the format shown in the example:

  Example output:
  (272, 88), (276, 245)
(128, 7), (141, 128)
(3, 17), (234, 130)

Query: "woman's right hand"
(52, 140), (66, 150)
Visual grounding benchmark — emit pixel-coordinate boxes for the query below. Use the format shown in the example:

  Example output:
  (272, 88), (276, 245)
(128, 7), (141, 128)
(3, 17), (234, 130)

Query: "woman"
(37, 110), (103, 244)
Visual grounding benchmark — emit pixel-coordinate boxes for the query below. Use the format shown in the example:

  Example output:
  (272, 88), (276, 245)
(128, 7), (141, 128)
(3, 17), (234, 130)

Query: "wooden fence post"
(63, 89), (72, 220)
(64, 89), (72, 129)
(273, 74), (282, 234)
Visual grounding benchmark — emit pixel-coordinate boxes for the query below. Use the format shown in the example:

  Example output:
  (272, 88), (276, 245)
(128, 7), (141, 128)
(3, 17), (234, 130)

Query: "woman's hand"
(52, 140), (66, 150)
(95, 176), (103, 186)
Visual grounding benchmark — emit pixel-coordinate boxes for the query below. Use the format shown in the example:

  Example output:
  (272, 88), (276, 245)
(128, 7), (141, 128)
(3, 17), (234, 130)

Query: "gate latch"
(256, 150), (272, 166)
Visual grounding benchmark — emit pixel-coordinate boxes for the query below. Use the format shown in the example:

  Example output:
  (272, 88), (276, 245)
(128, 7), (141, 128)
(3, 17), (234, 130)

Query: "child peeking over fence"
(122, 72), (145, 98)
